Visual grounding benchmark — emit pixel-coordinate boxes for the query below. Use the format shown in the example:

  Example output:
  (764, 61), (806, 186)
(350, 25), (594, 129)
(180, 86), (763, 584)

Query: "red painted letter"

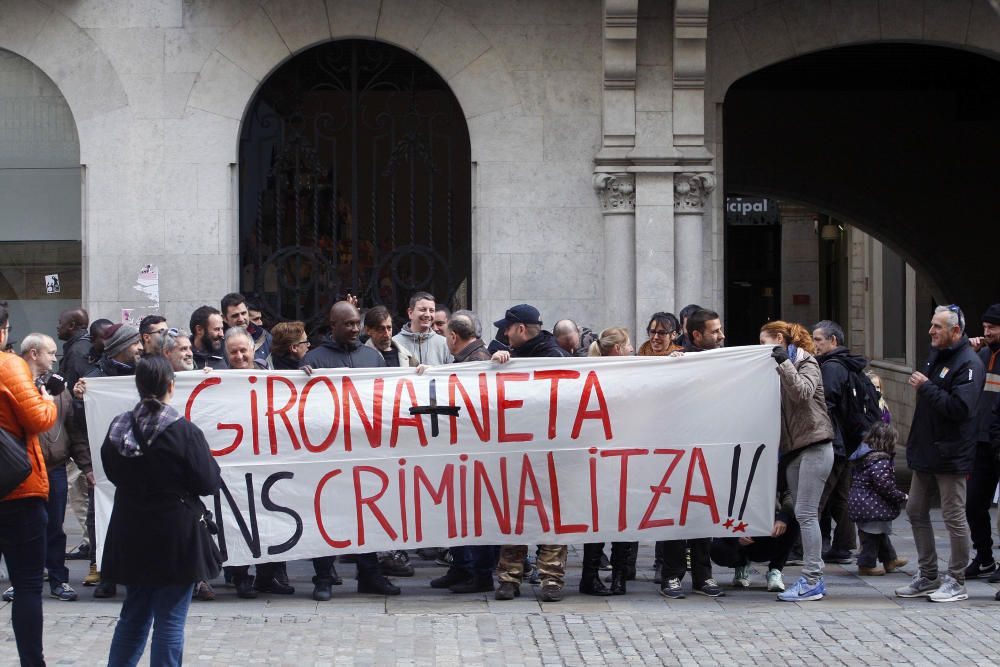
(413, 465), (456, 541)
(638, 449), (685, 530)
(496, 373), (532, 443)
(390, 379), (428, 447)
(515, 454), (550, 534)
(266, 375), (300, 455)
(547, 451), (587, 534)
(570, 371), (613, 440)
(680, 447), (720, 526)
(600, 448), (650, 530)
(448, 373), (491, 444)
(343, 377), (383, 449)
(534, 370), (580, 440)
(353, 466), (397, 546)
(314, 469), (351, 548)
(298, 377), (340, 452)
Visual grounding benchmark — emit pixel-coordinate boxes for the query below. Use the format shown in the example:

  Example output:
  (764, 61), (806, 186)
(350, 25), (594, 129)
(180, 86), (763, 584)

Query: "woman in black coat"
(102, 356), (221, 667)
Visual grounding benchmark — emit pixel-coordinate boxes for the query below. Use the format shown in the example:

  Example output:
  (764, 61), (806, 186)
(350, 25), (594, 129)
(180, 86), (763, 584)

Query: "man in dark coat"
(812, 320), (865, 563)
(962, 303), (1000, 580)
(895, 305), (984, 603)
(57, 308), (92, 392)
(302, 301), (400, 599)
(489, 304), (569, 602)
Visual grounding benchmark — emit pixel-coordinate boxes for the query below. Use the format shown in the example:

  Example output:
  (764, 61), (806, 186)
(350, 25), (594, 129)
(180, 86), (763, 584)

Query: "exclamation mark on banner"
(731, 444), (766, 533)
(726, 444), (742, 524)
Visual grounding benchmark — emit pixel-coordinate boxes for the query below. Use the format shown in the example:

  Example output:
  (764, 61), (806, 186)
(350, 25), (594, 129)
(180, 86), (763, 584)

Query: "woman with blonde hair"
(580, 328), (637, 595)
(760, 320), (835, 602)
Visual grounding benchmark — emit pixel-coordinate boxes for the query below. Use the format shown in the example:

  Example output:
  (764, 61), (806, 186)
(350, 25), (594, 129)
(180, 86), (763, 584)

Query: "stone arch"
(0, 0), (128, 161)
(706, 0), (1000, 106)
(185, 0), (519, 162)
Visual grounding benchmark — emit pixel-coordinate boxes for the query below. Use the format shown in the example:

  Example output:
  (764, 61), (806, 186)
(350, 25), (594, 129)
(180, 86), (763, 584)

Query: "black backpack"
(831, 360), (882, 450)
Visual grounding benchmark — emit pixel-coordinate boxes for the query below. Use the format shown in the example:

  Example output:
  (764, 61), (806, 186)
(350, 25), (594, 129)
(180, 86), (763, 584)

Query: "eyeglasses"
(647, 329), (672, 337)
(293, 340), (310, 347)
(945, 304), (966, 332)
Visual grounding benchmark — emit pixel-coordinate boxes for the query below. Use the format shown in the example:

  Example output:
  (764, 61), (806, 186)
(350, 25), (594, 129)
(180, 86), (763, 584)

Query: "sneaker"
(964, 559), (998, 579)
(894, 573), (940, 598)
(989, 567), (1000, 584)
(65, 542), (90, 560)
(434, 551), (453, 568)
(50, 583), (78, 601)
(777, 576), (825, 601)
(2, 586), (13, 602)
(494, 581), (520, 600)
(693, 579), (725, 597)
(928, 575), (968, 603)
(766, 569), (785, 592)
(883, 557), (908, 573)
(312, 578), (333, 602)
(193, 581), (215, 601)
(822, 549), (853, 564)
(82, 564), (99, 586)
(659, 577), (685, 599)
(732, 565), (751, 588)
(539, 581), (563, 602)
(380, 551), (415, 577)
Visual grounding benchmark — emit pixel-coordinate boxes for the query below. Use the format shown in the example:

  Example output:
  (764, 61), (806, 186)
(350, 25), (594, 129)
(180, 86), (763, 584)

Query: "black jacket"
(906, 336), (985, 475)
(511, 331), (569, 359)
(60, 330), (94, 392)
(974, 342), (1000, 444)
(193, 348), (226, 370)
(816, 347), (869, 457)
(101, 417), (221, 585)
(269, 353), (301, 371)
(302, 337), (387, 370)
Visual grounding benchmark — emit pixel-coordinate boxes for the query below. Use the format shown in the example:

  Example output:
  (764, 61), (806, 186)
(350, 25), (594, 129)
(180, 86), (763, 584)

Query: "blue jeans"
(45, 464), (69, 587)
(0, 497), (48, 667)
(452, 545), (499, 577)
(108, 584), (194, 667)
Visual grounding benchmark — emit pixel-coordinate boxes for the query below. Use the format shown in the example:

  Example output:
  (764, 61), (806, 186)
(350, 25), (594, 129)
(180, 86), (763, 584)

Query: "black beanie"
(982, 304), (1000, 326)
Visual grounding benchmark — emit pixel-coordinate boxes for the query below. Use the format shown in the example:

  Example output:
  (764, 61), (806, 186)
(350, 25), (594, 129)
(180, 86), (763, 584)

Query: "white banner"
(85, 346), (780, 567)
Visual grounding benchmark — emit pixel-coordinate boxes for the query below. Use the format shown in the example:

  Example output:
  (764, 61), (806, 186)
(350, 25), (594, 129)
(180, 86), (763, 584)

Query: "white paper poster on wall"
(44, 274), (61, 294)
(84, 347), (781, 567)
(134, 264), (159, 308)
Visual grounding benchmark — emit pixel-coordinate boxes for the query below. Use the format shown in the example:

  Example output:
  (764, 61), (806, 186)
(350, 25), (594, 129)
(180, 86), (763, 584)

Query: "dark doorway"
(239, 39), (472, 332)
(723, 43), (1000, 323)
(724, 195), (781, 346)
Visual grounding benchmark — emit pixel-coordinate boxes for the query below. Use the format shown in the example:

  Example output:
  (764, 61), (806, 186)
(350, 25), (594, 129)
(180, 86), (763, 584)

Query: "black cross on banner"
(409, 378), (461, 438)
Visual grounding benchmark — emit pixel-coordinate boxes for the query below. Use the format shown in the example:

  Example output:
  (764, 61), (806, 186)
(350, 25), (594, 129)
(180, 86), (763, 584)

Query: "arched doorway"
(722, 43), (1000, 333)
(0, 48), (81, 346)
(239, 39), (472, 332)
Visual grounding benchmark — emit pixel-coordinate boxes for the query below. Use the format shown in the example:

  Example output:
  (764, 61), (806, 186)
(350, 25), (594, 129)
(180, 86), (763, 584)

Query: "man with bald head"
(301, 301), (399, 599)
(57, 307), (91, 391)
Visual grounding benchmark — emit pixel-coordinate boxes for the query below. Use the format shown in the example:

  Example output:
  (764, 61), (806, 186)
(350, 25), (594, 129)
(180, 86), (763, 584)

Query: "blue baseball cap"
(493, 304), (542, 329)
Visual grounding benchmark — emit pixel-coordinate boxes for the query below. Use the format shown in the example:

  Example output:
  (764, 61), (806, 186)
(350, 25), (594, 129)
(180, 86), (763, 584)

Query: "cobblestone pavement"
(3, 511), (999, 666)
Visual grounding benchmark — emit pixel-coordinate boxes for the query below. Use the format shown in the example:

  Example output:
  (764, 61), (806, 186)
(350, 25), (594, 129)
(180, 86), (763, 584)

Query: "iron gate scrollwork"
(239, 39), (472, 333)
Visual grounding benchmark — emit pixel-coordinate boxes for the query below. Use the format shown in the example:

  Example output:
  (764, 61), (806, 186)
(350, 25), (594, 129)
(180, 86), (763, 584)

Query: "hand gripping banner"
(85, 346), (780, 567)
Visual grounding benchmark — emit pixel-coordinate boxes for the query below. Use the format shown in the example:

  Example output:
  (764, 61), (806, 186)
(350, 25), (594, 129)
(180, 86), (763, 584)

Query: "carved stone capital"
(594, 173), (635, 213)
(673, 172), (716, 213)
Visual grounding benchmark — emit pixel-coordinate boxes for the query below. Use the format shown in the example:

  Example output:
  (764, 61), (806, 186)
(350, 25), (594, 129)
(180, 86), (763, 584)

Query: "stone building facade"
(1, 1), (998, 436)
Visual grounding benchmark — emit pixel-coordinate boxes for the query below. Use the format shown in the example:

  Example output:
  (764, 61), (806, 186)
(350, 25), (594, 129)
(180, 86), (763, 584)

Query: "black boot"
(625, 541), (638, 581)
(579, 543), (611, 596)
(358, 574), (401, 595)
(610, 542), (632, 595)
(653, 541), (665, 584)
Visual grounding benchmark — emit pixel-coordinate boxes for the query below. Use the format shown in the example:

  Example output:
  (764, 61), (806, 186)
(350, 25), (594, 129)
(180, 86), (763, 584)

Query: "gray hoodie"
(392, 324), (453, 365)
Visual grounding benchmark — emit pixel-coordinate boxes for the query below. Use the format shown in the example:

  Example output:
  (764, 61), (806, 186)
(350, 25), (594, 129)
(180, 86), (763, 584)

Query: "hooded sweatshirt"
(392, 324), (452, 365)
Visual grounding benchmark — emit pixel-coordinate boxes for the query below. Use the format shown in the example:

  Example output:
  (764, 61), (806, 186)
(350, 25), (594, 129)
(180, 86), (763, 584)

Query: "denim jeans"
(45, 463), (70, 588)
(786, 442), (833, 585)
(108, 583), (194, 667)
(453, 545), (499, 578)
(0, 497), (48, 667)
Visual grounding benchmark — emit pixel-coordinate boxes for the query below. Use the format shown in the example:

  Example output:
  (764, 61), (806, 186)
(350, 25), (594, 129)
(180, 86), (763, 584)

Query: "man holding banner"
(301, 301), (400, 599)
(490, 304), (571, 603)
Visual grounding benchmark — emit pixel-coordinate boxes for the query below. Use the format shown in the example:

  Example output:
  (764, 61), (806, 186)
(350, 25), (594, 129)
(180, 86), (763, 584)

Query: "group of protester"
(0, 292), (998, 666)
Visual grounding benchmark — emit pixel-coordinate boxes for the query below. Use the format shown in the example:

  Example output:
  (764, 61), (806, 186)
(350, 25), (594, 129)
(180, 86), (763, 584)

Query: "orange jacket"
(0, 352), (57, 501)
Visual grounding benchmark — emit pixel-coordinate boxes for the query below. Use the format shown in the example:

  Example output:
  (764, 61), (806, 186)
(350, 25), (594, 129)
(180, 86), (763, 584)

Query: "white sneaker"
(928, 575), (968, 603)
(2, 586), (13, 602)
(766, 568), (785, 592)
(732, 565), (751, 588)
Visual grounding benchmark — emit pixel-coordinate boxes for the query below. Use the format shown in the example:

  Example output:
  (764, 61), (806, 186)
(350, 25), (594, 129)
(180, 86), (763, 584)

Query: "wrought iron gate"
(239, 39), (471, 332)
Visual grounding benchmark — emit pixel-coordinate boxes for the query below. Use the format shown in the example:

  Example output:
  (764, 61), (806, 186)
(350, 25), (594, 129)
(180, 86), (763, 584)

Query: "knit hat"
(103, 323), (140, 359)
(982, 304), (1000, 326)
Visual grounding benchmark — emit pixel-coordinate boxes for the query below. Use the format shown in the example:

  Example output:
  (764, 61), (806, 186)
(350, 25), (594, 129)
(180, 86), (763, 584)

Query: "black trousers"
(857, 531), (897, 568)
(819, 455), (856, 551)
(313, 553), (379, 581)
(658, 538), (712, 584)
(710, 522), (799, 572)
(966, 441), (1000, 563)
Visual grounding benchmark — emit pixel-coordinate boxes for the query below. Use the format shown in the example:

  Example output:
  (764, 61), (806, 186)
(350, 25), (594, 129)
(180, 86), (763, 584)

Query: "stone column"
(594, 173), (636, 330)
(673, 172), (715, 310)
